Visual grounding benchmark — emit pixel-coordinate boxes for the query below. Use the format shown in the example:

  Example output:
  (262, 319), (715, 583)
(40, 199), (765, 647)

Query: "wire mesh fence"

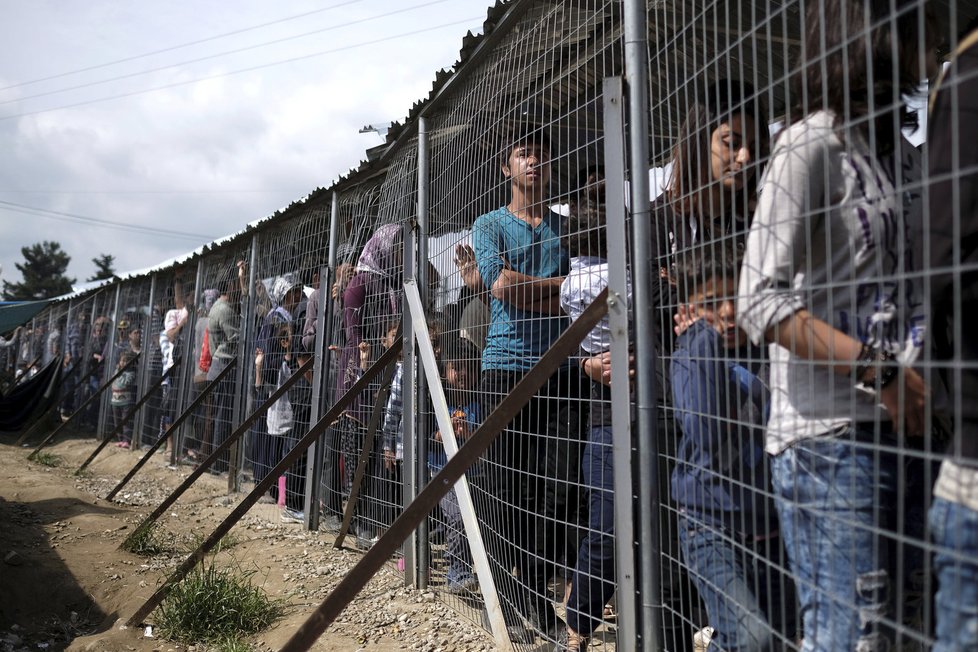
(7, 1), (978, 649)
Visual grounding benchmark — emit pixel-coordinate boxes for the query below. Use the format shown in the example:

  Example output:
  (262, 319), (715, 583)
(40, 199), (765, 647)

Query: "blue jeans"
(929, 495), (978, 652)
(771, 428), (925, 652)
(679, 517), (797, 650)
(567, 426), (616, 636)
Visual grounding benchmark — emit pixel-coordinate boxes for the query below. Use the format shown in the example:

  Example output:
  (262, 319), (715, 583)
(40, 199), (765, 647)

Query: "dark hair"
(118, 350), (136, 367)
(562, 197), (607, 259)
(497, 124), (552, 168)
(443, 336), (480, 377)
(673, 239), (744, 302)
(793, 0), (925, 154)
(667, 79), (769, 220)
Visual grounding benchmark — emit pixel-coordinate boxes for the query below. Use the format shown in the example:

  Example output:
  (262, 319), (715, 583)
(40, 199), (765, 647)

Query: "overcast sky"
(0, 0), (497, 292)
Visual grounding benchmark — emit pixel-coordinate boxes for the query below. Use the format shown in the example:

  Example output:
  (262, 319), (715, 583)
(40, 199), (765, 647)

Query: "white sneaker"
(281, 508), (304, 523)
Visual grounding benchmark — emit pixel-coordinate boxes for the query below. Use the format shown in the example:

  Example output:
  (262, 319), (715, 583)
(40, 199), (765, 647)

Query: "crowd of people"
(6, 1), (977, 650)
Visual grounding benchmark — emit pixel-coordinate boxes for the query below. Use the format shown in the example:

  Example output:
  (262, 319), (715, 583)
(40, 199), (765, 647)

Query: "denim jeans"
(679, 517), (797, 651)
(929, 495), (978, 652)
(771, 427), (925, 652)
(567, 426), (616, 636)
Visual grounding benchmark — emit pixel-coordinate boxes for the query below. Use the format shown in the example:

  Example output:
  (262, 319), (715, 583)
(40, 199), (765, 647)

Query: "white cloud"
(0, 0), (494, 291)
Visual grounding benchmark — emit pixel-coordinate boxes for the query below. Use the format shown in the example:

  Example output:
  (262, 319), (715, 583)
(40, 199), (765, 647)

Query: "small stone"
(4, 550), (23, 566)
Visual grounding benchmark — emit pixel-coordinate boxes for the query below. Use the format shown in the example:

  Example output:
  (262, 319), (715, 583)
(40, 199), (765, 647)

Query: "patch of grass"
(33, 451), (61, 467)
(120, 523), (171, 556)
(214, 637), (254, 652)
(184, 530), (241, 555)
(155, 557), (283, 644)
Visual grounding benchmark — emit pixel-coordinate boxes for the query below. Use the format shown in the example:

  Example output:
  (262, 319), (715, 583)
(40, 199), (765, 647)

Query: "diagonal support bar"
(75, 359), (179, 474)
(403, 280), (513, 651)
(16, 360), (72, 447)
(126, 339), (403, 627)
(276, 287), (610, 652)
(25, 354), (138, 453)
(119, 355), (314, 546)
(105, 358), (238, 501)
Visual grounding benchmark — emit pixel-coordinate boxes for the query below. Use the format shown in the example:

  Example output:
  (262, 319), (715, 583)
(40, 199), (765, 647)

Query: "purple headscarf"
(355, 223), (401, 279)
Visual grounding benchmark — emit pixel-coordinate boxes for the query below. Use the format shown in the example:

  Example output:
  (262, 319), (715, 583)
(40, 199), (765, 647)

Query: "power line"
(0, 199), (217, 241)
(0, 16), (478, 122)
(0, 189), (312, 195)
(0, 0), (366, 92)
(0, 0), (455, 108)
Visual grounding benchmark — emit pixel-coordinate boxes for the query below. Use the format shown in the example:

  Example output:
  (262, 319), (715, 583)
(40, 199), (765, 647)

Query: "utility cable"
(0, 199), (217, 241)
(0, 0), (366, 92)
(0, 0), (454, 107)
(0, 16), (478, 121)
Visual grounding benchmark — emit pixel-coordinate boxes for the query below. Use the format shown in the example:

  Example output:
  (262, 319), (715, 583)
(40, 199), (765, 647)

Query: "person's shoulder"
(473, 207), (510, 229)
(774, 111), (839, 152)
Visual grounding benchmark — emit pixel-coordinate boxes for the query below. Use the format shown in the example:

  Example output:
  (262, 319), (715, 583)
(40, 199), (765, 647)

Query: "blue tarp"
(0, 300), (52, 335)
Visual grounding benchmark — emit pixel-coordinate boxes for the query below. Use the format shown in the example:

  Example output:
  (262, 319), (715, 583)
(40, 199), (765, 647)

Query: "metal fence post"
(414, 116), (430, 589)
(623, 0), (658, 648)
(133, 276), (158, 447)
(230, 235), (260, 493)
(304, 259), (330, 531)
(97, 284), (122, 441)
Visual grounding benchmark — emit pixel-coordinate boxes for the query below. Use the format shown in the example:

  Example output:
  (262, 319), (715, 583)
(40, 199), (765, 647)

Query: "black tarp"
(0, 358), (62, 431)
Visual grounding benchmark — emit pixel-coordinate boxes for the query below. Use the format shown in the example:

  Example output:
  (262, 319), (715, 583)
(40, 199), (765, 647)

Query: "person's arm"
(737, 126), (927, 435)
(489, 266), (565, 313)
(671, 327), (729, 459)
(471, 215), (564, 314)
(254, 348), (264, 388)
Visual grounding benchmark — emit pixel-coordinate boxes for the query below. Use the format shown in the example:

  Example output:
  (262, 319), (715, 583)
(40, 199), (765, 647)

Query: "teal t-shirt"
(471, 206), (568, 371)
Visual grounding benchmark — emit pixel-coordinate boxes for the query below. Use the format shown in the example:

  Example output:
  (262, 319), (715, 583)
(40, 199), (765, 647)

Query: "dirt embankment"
(0, 436), (494, 652)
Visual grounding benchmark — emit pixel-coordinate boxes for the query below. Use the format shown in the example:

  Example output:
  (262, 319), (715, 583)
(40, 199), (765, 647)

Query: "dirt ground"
(0, 434), (496, 652)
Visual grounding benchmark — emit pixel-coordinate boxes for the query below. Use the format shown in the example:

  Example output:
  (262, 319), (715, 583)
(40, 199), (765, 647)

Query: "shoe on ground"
(506, 624), (536, 645)
(553, 625), (590, 651)
(281, 508), (304, 523)
(446, 573), (479, 595)
(114, 440), (130, 449)
(356, 534), (379, 550)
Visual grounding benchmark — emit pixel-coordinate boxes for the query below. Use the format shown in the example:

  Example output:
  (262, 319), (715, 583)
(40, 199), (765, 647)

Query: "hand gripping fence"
(276, 286), (610, 652)
(105, 357), (237, 501)
(126, 338), (403, 627)
(25, 353), (140, 456)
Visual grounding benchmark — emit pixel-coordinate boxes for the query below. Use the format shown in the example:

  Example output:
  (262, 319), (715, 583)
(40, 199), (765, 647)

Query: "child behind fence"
(670, 241), (796, 651)
(428, 336), (481, 594)
(110, 351), (137, 449)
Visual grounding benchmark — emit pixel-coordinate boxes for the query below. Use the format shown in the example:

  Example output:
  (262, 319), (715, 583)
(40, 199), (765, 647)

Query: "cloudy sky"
(0, 0), (497, 291)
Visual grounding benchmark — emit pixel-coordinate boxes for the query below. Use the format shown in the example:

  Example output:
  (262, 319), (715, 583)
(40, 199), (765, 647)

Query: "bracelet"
(852, 341), (876, 381)
(857, 349), (898, 390)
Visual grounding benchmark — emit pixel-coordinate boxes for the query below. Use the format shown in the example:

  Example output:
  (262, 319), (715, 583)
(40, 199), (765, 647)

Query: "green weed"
(155, 557), (282, 643)
(120, 522), (171, 556)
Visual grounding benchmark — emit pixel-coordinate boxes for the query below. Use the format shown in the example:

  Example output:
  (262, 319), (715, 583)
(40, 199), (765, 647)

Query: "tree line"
(2, 242), (117, 301)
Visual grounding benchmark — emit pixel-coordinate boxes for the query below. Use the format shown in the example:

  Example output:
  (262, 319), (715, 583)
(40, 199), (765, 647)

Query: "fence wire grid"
(6, 1), (978, 650)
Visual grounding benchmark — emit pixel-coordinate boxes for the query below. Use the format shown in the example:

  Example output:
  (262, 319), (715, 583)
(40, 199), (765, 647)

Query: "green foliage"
(86, 253), (117, 282)
(155, 557), (283, 644)
(214, 637), (255, 652)
(2, 241), (75, 300)
(32, 451), (61, 467)
(184, 530), (241, 555)
(120, 523), (171, 556)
